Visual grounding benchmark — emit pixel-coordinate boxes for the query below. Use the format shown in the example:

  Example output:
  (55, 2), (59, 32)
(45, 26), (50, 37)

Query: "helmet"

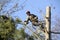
(26, 11), (30, 15)
(26, 11), (30, 14)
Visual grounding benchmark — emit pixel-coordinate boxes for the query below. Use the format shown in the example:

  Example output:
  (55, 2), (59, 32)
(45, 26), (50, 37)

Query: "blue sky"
(3, 0), (60, 21)
(3, 0), (60, 29)
(1, 0), (60, 39)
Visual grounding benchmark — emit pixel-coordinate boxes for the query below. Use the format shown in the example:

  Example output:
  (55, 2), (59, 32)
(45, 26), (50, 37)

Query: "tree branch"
(51, 31), (60, 34)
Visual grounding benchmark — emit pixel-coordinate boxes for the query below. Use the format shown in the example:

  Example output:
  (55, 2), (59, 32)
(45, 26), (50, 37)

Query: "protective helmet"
(26, 11), (30, 15)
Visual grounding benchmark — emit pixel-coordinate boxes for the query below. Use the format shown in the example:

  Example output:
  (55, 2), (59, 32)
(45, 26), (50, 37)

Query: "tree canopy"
(0, 15), (16, 40)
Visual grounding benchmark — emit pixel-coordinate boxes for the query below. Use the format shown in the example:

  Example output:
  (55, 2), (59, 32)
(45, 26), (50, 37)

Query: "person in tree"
(24, 11), (39, 26)
(24, 11), (45, 32)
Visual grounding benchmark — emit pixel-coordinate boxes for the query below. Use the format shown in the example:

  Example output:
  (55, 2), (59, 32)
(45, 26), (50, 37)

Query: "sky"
(2, 0), (60, 21)
(1, 0), (60, 27)
(0, 0), (60, 40)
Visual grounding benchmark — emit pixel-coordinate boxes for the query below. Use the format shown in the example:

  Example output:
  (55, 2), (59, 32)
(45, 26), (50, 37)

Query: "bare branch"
(51, 31), (60, 34)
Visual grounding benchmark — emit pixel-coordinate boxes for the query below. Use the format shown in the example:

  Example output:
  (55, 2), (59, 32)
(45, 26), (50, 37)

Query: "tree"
(0, 0), (48, 40)
(0, 0), (26, 15)
(0, 15), (16, 40)
(0, 0), (29, 40)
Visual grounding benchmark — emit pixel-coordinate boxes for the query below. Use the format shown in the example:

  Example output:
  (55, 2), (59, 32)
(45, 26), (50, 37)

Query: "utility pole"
(45, 6), (51, 40)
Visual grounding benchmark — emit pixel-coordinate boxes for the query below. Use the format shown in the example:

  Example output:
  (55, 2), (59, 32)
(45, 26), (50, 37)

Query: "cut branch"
(51, 31), (60, 34)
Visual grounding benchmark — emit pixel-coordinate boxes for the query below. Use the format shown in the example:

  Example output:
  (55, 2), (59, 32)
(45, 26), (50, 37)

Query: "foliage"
(28, 36), (34, 40)
(15, 17), (22, 23)
(0, 15), (34, 40)
(0, 15), (16, 40)
(0, 0), (35, 40)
